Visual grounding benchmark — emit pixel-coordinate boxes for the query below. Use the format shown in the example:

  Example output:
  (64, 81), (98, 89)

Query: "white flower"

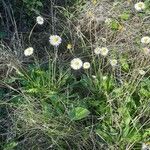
(102, 76), (107, 80)
(134, 2), (145, 11)
(49, 35), (62, 46)
(142, 143), (150, 150)
(110, 59), (117, 67)
(94, 47), (101, 55)
(139, 69), (146, 75)
(83, 62), (90, 69)
(141, 36), (150, 44)
(70, 58), (83, 70)
(24, 47), (34, 56)
(100, 47), (109, 56)
(36, 16), (44, 25)
(143, 47), (150, 55)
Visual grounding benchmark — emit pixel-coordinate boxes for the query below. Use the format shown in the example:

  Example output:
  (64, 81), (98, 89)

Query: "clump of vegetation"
(0, 0), (150, 149)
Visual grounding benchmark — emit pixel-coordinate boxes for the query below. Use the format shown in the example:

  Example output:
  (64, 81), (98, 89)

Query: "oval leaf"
(69, 107), (90, 121)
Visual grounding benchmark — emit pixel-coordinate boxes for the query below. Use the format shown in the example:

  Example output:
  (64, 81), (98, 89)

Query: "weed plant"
(0, 0), (150, 149)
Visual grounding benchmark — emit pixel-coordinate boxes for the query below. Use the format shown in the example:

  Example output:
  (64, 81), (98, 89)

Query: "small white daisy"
(143, 47), (150, 55)
(70, 58), (83, 70)
(24, 47), (34, 56)
(49, 35), (62, 47)
(139, 70), (146, 75)
(100, 47), (109, 56)
(36, 16), (44, 25)
(83, 62), (91, 69)
(141, 36), (150, 44)
(110, 59), (117, 67)
(134, 2), (145, 11)
(94, 47), (101, 55)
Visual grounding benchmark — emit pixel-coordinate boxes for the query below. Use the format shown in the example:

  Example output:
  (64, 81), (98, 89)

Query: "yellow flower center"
(75, 62), (80, 66)
(144, 38), (148, 42)
(138, 3), (143, 8)
(102, 48), (107, 52)
(54, 37), (59, 43)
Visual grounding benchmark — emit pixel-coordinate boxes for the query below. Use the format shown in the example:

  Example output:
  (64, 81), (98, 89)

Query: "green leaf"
(110, 20), (120, 30)
(69, 107), (90, 121)
(139, 88), (150, 97)
(120, 12), (130, 20)
(143, 128), (150, 138)
(95, 126), (118, 143)
(36, 1), (43, 7)
(4, 141), (18, 150)
(95, 129), (111, 142)
(118, 107), (131, 126)
(120, 58), (129, 71)
(124, 128), (141, 142)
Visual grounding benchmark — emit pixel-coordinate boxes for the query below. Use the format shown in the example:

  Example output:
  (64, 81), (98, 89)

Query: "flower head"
(70, 58), (83, 70)
(49, 35), (62, 46)
(83, 62), (90, 69)
(36, 16), (44, 25)
(100, 47), (109, 56)
(24, 47), (34, 56)
(141, 36), (150, 44)
(110, 59), (117, 67)
(67, 44), (72, 49)
(134, 2), (145, 11)
(94, 47), (101, 55)
(139, 69), (146, 75)
(143, 47), (150, 55)
(102, 76), (107, 80)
